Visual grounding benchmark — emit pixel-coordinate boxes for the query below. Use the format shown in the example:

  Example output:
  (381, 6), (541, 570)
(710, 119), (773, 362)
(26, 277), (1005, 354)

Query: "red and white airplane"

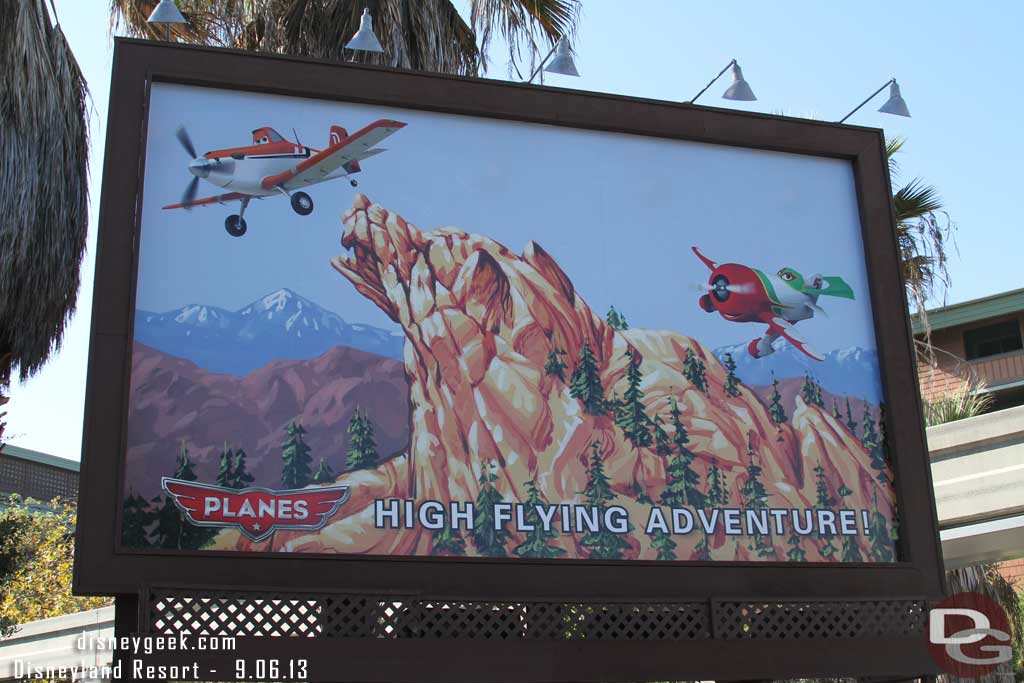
(692, 246), (855, 361)
(162, 119), (406, 236)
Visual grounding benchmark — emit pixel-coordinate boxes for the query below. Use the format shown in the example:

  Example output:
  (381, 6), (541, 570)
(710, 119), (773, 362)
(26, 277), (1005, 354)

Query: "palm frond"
(894, 177), (944, 222)
(0, 0), (90, 383)
(885, 135), (904, 179)
(470, 0), (580, 74)
(110, 0), (481, 75)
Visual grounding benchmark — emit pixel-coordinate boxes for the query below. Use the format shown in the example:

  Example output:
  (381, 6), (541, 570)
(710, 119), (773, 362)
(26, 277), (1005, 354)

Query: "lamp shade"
(146, 0), (186, 24)
(722, 63), (756, 101)
(345, 8), (384, 53)
(878, 80), (911, 117)
(543, 38), (579, 77)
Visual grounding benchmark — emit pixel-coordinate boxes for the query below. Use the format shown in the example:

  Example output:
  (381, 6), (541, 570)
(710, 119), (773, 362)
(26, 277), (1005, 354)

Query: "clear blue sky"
(8, 0), (1023, 459)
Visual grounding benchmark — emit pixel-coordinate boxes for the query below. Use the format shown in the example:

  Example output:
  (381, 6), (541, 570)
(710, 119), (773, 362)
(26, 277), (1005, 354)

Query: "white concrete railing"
(0, 605), (113, 681)
(930, 404), (1024, 568)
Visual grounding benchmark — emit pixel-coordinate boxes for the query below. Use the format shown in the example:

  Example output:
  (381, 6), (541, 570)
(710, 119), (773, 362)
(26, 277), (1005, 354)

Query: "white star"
(252, 523), (261, 531)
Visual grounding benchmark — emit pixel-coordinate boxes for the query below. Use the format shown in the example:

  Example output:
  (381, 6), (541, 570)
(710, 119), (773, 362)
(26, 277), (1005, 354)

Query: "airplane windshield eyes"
(259, 136), (268, 144)
(779, 270), (796, 281)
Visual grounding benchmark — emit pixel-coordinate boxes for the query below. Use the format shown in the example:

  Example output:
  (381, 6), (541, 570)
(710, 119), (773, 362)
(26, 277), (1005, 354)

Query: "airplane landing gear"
(291, 191), (314, 216)
(226, 196), (250, 237)
(225, 215), (247, 237)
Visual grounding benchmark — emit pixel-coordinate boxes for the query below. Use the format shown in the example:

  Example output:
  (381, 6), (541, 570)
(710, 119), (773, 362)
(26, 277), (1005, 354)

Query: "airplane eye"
(779, 271), (794, 281)
(260, 136), (268, 144)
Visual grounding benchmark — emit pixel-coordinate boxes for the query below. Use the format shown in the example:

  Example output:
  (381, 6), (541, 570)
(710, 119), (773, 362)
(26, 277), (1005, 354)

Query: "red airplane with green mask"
(692, 246), (855, 361)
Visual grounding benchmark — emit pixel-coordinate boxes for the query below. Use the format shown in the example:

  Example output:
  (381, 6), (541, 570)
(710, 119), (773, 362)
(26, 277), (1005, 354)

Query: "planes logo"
(929, 591), (1014, 678)
(162, 478), (350, 542)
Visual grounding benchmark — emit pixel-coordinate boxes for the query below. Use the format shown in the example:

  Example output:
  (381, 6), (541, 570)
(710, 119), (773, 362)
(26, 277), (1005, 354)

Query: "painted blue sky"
(140, 82), (876, 353)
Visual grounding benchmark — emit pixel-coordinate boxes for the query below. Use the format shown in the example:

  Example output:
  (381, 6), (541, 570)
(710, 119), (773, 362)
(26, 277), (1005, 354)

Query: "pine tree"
(785, 532), (806, 562)
(121, 492), (153, 548)
(569, 339), (607, 415)
(682, 348), (708, 393)
(812, 379), (824, 408)
(544, 347), (568, 381)
(431, 525), (467, 556)
(652, 414), (672, 458)
(832, 399), (842, 420)
(659, 398), (703, 507)
(768, 372), (787, 425)
(740, 442), (775, 558)
(800, 374), (816, 405)
(231, 448), (254, 489)
(313, 457), (335, 484)
(844, 397), (857, 436)
(615, 349), (652, 448)
(723, 352), (741, 397)
(471, 461), (511, 557)
(837, 483), (863, 562)
(705, 458), (728, 507)
(650, 528), (677, 561)
(606, 306), (629, 330)
(868, 487), (895, 562)
(692, 528), (712, 560)
(154, 445), (214, 550)
(814, 460), (838, 559)
(345, 409), (379, 471)
(231, 450), (252, 489)
(215, 444), (234, 488)
(861, 405), (888, 484)
(513, 480), (565, 558)
(580, 442), (631, 560)
(281, 421), (313, 488)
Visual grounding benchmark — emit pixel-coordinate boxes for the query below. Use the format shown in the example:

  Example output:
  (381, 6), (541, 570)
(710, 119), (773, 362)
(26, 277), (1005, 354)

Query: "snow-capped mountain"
(135, 288), (404, 374)
(713, 342), (882, 403)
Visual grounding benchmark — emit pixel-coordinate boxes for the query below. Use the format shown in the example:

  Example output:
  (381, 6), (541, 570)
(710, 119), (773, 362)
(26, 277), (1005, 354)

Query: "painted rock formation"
(220, 194), (895, 561)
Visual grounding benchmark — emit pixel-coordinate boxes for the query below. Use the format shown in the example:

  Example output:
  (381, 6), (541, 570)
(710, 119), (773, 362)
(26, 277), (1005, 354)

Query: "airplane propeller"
(182, 176), (200, 209)
(175, 125), (197, 159)
(175, 125), (201, 210)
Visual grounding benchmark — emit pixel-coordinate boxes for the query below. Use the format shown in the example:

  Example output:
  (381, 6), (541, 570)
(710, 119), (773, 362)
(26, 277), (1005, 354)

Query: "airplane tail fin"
(329, 125), (349, 146)
(691, 246), (717, 270)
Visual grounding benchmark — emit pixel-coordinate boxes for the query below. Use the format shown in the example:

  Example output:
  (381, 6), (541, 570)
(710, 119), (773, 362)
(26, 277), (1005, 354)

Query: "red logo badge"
(928, 591), (1014, 678)
(162, 478), (350, 542)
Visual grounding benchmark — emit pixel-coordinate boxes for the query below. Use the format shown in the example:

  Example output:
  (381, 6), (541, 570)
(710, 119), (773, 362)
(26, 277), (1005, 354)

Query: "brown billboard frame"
(76, 38), (945, 680)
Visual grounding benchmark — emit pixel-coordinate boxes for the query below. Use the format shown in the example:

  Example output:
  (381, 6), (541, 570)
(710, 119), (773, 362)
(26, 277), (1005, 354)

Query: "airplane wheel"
(225, 215), (247, 237)
(291, 191), (314, 216)
(349, 179), (358, 187)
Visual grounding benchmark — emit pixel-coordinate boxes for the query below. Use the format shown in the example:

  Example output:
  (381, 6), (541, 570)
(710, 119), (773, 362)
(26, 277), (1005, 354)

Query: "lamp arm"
(838, 78), (895, 123)
(690, 59), (736, 104)
(526, 41), (560, 83)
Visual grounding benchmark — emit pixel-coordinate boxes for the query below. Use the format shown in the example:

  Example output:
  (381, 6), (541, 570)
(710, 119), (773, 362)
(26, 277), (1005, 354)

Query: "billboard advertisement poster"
(120, 79), (900, 564)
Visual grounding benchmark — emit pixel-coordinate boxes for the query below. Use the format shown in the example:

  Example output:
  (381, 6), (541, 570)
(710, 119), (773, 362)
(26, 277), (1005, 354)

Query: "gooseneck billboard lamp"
(839, 78), (911, 123)
(691, 59), (757, 104)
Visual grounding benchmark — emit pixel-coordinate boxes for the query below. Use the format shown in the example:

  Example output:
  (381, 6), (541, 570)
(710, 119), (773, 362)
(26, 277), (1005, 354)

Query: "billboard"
(116, 78), (900, 564)
(73, 39), (946, 682)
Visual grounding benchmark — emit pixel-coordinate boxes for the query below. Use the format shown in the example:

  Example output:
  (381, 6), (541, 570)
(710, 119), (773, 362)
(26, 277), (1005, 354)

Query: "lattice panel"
(712, 599), (928, 640)
(146, 589), (709, 641)
(146, 589), (925, 641)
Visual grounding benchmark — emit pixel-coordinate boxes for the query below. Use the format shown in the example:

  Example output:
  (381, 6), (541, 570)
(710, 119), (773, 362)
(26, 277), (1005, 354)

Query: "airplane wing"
(162, 191), (250, 210)
(762, 313), (825, 361)
(261, 119), (406, 190)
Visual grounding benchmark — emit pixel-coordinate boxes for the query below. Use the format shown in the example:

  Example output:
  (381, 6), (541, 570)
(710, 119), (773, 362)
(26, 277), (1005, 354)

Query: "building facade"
(916, 287), (1024, 411)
